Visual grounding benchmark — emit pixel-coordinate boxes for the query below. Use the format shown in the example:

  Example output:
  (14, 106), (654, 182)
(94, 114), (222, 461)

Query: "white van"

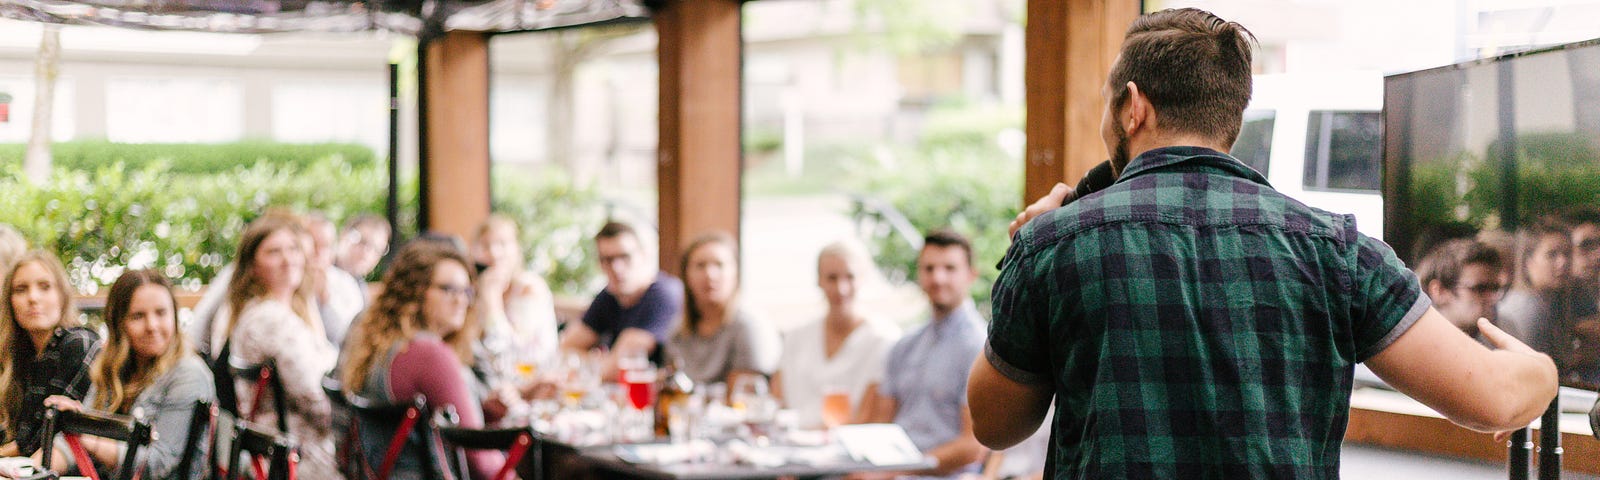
(1230, 72), (1385, 239)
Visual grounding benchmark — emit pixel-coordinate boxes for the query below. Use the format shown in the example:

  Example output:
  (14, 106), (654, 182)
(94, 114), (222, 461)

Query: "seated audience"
(0, 250), (100, 458)
(666, 232), (780, 386)
(773, 240), (899, 428)
(339, 241), (506, 480)
(1415, 238), (1508, 340)
(859, 229), (987, 479)
(472, 215), (560, 373)
(561, 221), (683, 374)
(218, 214), (339, 478)
(42, 269), (215, 480)
(1562, 208), (1600, 385)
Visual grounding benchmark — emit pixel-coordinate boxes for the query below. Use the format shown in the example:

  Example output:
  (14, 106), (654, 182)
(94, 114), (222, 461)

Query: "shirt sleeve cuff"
(1356, 291), (1432, 362)
(984, 342), (1050, 385)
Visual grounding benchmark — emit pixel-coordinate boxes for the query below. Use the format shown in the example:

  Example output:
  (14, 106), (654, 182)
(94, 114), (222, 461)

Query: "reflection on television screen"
(1385, 37), (1600, 391)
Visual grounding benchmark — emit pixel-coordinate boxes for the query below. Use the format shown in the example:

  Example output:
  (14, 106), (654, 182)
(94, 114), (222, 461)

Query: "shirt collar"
(930, 300), (979, 332)
(1114, 146), (1270, 187)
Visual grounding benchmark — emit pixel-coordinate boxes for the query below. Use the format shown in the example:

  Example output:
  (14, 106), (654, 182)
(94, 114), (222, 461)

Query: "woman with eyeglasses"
(42, 269), (215, 480)
(0, 250), (99, 459)
(340, 240), (506, 480)
(217, 214), (340, 479)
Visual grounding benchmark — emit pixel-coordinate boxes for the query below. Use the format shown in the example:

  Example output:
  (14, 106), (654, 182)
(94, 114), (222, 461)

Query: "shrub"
(0, 140), (377, 175)
(0, 157), (602, 297)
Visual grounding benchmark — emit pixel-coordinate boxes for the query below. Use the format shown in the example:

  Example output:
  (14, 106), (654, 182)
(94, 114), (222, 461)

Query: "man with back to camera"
(560, 221), (684, 372)
(967, 8), (1558, 478)
(1415, 238), (1508, 340)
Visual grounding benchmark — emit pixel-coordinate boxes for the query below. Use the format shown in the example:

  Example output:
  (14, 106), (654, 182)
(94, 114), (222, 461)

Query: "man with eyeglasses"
(334, 214), (393, 301)
(560, 221), (684, 375)
(1561, 208), (1600, 385)
(1415, 238), (1508, 341)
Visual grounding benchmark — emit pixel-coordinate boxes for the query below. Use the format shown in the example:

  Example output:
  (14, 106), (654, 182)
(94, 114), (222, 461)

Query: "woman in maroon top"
(339, 241), (506, 480)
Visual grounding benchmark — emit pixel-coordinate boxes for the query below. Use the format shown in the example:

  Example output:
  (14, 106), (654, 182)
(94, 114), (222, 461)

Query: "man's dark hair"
(594, 221), (639, 243)
(1107, 8), (1257, 146)
(1416, 239), (1505, 290)
(342, 213), (391, 236)
(923, 228), (974, 267)
(1561, 206), (1600, 228)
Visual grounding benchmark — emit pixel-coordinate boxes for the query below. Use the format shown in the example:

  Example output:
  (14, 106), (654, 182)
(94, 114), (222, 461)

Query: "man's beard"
(1110, 118), (1131, 174)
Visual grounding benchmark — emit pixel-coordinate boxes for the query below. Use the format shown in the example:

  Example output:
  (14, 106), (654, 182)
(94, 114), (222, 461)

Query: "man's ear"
(1123, 81), (1150, 135)
(1425, 279), (1449, 303)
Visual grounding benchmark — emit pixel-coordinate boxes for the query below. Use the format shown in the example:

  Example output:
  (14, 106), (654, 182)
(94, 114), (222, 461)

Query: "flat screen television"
(1384, 37), (1600, 390)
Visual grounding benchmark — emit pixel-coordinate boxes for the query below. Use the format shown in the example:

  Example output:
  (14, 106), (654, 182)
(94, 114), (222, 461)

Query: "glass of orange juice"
(820, 386), (851, 429)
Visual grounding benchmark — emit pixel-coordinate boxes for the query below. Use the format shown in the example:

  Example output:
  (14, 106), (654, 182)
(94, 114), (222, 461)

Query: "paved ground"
(1341, 443), (1598, 480)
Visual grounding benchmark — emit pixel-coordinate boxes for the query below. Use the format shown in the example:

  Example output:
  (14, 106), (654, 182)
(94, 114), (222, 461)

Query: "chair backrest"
(432, 407), (539, 480)
(323, 376), (440, 480)
(173, 400), (215, 480)
(229, 356), (290, 435)
(228, 419), (298, 480)
(38, 406), (154, 480)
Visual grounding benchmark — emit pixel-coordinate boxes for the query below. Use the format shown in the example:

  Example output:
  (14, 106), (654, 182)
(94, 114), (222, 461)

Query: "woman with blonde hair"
(42, 269), (215, 479)
(0, 250), (99, 458)
(665, 231), (780, 386)
(340, 240), (504, 480)
(218, 214), (339, 478)
(772, 240), (900, 428)
(471, 216), (559, 383)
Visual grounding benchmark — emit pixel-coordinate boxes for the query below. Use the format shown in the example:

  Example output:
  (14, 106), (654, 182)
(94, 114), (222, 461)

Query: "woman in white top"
(218, 214), (339, 479)
(471, 216), (560, 377)
(773, 240), (899, 429)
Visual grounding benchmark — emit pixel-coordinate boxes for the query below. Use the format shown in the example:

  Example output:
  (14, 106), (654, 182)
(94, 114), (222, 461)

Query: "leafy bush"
(0, 140), (377, 175)
(0, 156), (603, 297)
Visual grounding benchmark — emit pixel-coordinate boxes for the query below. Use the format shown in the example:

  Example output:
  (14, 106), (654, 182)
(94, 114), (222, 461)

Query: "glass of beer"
(820, 386), (851, 429)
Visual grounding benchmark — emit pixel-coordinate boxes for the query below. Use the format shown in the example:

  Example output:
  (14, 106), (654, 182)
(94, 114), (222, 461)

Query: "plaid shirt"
(988, 146), (1428, 479)
(7, 326), (99, 456)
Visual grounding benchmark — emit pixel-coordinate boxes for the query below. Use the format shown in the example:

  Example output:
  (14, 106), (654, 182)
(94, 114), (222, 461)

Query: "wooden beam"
(420, 31), (492, 241)
(1023, 0), (1139, 203)
(655, 0), (743, 276)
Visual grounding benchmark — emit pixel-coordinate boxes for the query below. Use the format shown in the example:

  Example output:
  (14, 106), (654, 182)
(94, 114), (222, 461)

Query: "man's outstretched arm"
(1366, 310), (1558, 433)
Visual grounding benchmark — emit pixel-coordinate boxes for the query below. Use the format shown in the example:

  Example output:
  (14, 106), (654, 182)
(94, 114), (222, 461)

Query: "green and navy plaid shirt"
(988, 146), (1428, 479)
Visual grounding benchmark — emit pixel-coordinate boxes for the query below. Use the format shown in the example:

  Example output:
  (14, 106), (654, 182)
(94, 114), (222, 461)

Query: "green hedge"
(0, 158), (604, 297)
(0, 140), (377, 175)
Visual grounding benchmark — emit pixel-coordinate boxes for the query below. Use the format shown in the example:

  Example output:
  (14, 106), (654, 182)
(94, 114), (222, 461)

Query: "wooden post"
(655, 0), (743, 276)
(419, 31), (492, 241)
(1023, 0), (1140, 203)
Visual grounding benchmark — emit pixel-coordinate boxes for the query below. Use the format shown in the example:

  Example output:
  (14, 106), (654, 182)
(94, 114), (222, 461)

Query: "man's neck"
(1125, 134), (1233, 167)
(930, 300), (969, 323)
(613, 274), (653, 308)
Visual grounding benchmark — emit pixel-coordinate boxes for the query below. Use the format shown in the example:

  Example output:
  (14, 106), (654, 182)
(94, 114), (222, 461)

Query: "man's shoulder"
(644, 273), (686, 299)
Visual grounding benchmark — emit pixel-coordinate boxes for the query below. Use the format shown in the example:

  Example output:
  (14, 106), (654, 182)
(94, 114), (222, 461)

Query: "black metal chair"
(433, 407), (540, 480)
(173, 400), (216, 480)
(230, 357), (290, 435)
(38, 406), (154, 480)
(228, 419), (298, 480)
(323, 376), (441, 480)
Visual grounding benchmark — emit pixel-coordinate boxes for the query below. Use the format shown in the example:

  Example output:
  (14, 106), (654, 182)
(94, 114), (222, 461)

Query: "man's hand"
(1480, 317), (1557, 441)
(1009, 183), (1074, 239)
(1480, 318), (1553, 362)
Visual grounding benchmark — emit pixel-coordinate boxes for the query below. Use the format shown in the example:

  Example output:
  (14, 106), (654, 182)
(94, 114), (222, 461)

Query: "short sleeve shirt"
(987, 147), (1429, 479)
(668, 310), (779, 385)
(582, 272), (685, 355)
(882, 302), (986, 458)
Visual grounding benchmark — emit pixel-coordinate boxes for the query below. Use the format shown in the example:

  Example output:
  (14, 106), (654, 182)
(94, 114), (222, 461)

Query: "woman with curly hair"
(340, 240), (505, 480)
(0, 250), (99, 459)
(43, 269), (215, 479)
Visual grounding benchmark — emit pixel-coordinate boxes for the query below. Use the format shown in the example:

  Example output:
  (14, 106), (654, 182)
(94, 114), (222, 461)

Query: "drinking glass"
(820, 386), (851, 429)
